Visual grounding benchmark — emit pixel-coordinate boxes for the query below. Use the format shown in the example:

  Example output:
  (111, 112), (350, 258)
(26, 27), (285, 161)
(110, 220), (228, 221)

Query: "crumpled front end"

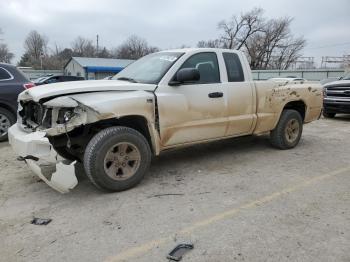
(8, 124), (78, 193)
(9, 88), (157, 193)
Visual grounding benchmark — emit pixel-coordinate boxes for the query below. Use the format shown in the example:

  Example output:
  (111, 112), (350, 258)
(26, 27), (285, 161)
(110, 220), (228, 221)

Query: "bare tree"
(43, 44), (74, 69)
(19, 33), (113, 69)
(113, 35), (159, 60)
(18, 30), (48, 68)
(197, 39), (222, 48)
(270, 37), (306, 70)
(97, 47), (112, 58)
(0, 44), (14, 63)
(245, 17), (306, 69)
(197, 8), (264, 49)
(24, 30), (48, 60)
(198, 8), (306, 70)
(71, 36), (96, 57)
(217, 8), (265, 50)
(0, 29), (14, 63)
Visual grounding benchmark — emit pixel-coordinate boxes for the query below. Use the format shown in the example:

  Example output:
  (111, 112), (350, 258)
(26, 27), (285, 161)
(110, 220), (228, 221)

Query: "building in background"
(64, 57), (134, 80)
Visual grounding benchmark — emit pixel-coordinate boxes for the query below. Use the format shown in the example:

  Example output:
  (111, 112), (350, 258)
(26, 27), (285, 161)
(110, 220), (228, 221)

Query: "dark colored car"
(0, 63), (35, 141)
(323, 73), (350, 118)
(33, 75), (84, 85)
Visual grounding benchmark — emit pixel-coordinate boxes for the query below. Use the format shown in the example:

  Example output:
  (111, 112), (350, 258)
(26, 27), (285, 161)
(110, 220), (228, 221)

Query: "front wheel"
(83, 126), (152, 192)
(270, 109), (303, 150)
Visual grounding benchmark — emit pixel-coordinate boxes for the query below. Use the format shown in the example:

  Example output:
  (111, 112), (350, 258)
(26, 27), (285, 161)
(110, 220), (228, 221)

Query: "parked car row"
(33, 75), (84, 85)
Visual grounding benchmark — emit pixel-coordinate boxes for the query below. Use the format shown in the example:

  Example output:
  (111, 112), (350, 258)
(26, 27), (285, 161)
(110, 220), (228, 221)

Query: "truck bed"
(253, 81), (323, 134)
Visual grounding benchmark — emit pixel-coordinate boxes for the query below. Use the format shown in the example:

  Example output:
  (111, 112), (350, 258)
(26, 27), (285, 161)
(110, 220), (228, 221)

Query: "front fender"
(62, 90), (161, 154)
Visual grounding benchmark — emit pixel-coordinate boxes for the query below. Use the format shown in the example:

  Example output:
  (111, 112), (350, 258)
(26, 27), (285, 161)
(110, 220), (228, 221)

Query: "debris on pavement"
(103, 220), (113, 226)
(103, 220), (122, 229)
(167, 243), (194, 261)
(147, 193), (185, 198)
(30, 217), (52, 225)
(15, 248), (24, 254)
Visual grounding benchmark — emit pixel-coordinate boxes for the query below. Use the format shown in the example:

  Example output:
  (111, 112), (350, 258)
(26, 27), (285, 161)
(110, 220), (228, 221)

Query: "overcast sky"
(1, 0), (349, 66)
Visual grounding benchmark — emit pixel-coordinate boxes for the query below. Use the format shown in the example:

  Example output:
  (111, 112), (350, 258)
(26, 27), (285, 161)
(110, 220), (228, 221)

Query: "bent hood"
(19, 80), (157, 102)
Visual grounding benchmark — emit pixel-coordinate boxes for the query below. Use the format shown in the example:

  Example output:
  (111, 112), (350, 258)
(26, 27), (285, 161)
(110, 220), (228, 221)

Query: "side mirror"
(169, 68), (200, 86)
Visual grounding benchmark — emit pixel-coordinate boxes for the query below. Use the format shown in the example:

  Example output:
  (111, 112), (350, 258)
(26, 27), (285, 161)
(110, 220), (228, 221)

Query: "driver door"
(156, 52), (228, 148)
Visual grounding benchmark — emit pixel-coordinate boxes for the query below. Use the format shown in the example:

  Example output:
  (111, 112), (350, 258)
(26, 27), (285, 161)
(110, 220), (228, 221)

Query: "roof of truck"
(158, 48), (241, 53)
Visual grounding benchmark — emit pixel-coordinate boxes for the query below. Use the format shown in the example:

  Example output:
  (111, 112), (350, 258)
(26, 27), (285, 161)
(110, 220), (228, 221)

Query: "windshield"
(112, 52), (184, 84)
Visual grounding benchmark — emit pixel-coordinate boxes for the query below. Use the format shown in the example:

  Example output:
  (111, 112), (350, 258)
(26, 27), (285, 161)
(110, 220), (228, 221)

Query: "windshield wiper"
(117, 77), (138, 83)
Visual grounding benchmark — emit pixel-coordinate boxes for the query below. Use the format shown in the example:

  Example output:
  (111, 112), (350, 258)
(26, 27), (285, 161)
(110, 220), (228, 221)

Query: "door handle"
(208, 92), (223, 98)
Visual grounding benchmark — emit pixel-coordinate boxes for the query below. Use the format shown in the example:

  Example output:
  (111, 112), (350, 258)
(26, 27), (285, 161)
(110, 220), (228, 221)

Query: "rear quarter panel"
(253, 81), (323, 134)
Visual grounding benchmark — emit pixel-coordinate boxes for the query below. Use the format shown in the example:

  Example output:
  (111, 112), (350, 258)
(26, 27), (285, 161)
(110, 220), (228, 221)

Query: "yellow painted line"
(105, 166), (350, 262)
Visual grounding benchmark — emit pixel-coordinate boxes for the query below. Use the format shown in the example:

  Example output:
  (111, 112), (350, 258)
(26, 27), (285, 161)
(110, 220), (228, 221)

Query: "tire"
(270, 109), (303, 150)
(323, 111), (336, 118)
(0, 108), (16, 142)
(84, 126), (152, 192)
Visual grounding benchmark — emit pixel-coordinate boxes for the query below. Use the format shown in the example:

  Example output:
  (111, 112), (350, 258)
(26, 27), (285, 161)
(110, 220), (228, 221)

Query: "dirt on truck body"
(8, 48), (323, 193)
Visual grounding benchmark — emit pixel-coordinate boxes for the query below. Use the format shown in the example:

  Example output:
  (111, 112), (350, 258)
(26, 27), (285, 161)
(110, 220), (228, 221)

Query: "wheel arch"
(282, 100), (307, 121)
(85, 115), (160, 155)
(116, 115), (160, 155)
(272, 100), (307, 130)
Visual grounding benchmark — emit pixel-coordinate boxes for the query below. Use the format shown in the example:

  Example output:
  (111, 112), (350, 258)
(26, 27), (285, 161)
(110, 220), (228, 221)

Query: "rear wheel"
(0, 108), (15, 142)
(323, 111), (336, 118)
(83, 126), (152, 192)
(270, 109), (303, 150)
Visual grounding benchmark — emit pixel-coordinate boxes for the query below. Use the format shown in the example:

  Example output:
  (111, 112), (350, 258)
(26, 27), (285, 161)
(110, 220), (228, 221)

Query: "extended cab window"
(223, 53), (244, 82)
(179, 52), (220, 84)
(0, 68), (12, 81)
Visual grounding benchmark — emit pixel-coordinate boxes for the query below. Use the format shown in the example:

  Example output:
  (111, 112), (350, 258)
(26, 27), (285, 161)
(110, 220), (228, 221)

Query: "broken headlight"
(56, 108), (76, 124)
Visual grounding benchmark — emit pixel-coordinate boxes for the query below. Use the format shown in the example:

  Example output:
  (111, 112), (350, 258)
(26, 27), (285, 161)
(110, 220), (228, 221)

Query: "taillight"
(23, 82), (35, 89)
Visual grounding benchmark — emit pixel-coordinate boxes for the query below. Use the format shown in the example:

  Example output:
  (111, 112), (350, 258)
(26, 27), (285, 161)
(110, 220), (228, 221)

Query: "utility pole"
(40, 52), (44, 70)
(96, 34), (99, 57)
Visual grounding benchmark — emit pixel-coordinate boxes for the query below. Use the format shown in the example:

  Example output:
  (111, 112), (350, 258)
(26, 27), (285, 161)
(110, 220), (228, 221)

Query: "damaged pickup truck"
(8, 48), (323, 193)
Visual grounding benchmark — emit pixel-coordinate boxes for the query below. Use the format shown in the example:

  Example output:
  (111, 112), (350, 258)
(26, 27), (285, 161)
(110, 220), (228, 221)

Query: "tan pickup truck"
(8, 48), (323, 193)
